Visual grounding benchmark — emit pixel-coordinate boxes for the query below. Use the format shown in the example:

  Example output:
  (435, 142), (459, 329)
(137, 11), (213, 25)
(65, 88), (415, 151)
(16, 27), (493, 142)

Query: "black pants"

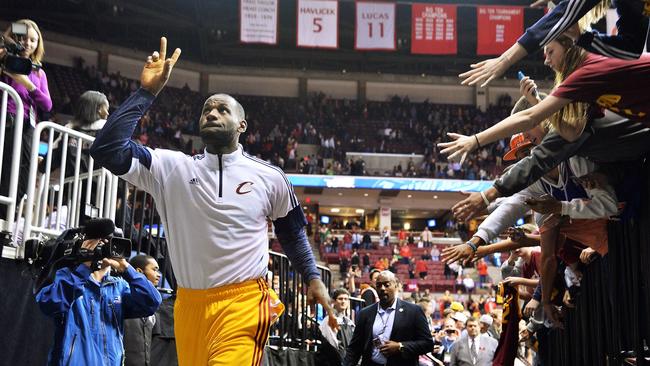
(0, 114), (33, 221)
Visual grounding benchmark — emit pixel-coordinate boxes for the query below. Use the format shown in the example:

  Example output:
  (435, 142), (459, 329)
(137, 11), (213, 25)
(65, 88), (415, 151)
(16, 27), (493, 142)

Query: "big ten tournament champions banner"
(476, 6), (523, 55)
(411, 3), (457, 55)
(240, 0), (279, 44)
(355, 1), (396, 51)
(297, 0), (339, 48)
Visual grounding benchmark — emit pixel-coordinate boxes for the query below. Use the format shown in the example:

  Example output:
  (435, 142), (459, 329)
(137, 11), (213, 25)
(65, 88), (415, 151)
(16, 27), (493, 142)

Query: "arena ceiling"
(3, 0), (550, 77)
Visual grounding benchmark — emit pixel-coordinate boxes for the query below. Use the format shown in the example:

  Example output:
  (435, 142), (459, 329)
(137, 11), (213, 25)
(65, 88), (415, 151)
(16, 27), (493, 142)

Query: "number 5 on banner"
(297, 0), (338, 48)
(313, 18), (323, 33)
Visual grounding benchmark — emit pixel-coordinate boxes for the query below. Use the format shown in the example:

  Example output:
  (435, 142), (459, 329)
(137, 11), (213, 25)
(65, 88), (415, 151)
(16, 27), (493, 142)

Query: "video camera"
(0, 22), (35, 75)
(24, 218), (132, 292)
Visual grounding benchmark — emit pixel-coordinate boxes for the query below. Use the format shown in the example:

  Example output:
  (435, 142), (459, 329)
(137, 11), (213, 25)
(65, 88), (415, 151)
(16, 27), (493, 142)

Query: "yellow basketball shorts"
(174, 278), (284, 366)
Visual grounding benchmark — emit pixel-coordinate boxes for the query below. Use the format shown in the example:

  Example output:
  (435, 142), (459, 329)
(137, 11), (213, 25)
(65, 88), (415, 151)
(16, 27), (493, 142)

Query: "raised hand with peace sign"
(140, 36), (181, 96)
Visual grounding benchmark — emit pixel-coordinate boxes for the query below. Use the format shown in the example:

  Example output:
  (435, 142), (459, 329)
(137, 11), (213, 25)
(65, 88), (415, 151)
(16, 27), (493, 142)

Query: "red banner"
(476, 6), (523, 55)
(411, 3), (457, 55)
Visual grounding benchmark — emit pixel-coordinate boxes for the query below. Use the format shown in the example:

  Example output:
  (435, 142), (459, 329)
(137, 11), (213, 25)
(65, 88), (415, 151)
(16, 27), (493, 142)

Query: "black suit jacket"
(343, 299), (433, 366)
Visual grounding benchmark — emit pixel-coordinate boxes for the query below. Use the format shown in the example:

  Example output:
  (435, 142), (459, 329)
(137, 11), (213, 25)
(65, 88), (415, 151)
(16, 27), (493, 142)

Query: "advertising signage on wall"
(287, 175), (493, 192)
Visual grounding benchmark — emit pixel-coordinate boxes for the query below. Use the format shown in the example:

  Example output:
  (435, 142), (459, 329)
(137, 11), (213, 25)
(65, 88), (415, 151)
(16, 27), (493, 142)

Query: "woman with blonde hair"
(460, 0), (648, 87)
(0, 19), (52, 217)
(439, 33), (650, 162)
(0, 19), (51, 125)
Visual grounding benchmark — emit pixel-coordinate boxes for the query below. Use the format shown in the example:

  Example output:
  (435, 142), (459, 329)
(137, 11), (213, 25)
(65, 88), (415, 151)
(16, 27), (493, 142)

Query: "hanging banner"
(476, 6), (523, 55)
(240, 0), (279, 44)
(297, 0), (338, 48)
(355, 1), (396, 51)
(411, 3), (457, 55)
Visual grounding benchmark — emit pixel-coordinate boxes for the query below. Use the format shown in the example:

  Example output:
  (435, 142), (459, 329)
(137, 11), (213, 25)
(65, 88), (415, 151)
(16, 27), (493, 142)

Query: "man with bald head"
(344, 270), (433, 366)
(90, 37), (334, 366)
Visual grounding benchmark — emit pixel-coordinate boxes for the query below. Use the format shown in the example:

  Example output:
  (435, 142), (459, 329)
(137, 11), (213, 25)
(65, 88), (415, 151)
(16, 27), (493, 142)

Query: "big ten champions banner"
(297, 0), (339, 48)
(240, 0), (279, 44)
(355, 1), (396, 51)
(476, 6), (523, 55)
(411, 3), (457, 55)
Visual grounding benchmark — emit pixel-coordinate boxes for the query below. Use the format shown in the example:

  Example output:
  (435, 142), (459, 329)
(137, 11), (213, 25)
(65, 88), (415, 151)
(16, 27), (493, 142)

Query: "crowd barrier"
(539, 158), (650, 366)
(268, 250), (334, 350)
(0, 81), (25, 234)
(16, 122), (118, 251)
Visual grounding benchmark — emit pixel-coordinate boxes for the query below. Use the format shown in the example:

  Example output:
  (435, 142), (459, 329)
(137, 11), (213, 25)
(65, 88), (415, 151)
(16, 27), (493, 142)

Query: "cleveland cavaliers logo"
(236, 181), (254, 195)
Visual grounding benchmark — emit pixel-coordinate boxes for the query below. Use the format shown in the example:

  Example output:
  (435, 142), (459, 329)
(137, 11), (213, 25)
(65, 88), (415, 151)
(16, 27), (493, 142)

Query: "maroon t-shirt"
(493, 283), (521, 366)
(552, 53), (650, 122)
(521, 250), (542, 280)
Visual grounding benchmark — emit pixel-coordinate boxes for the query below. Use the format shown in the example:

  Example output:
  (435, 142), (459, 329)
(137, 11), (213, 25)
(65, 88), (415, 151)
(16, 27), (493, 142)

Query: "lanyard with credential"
(377, 307), (392, 337)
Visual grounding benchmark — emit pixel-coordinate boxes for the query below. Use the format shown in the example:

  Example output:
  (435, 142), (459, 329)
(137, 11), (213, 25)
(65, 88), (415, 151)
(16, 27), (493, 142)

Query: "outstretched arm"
(438, 95), (570, 162)
(90, 37), (181, 175)
(475, 237), (539, 258)
(460, 0), (603, 87)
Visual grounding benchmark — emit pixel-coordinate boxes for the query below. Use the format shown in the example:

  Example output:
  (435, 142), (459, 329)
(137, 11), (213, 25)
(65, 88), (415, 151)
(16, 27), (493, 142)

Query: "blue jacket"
(36, 264), (162, 366)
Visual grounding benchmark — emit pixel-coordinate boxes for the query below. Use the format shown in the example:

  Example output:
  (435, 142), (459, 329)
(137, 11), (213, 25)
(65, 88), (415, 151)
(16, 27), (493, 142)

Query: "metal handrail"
(0, 81), (25, 232)
(21, 122), (118, 249)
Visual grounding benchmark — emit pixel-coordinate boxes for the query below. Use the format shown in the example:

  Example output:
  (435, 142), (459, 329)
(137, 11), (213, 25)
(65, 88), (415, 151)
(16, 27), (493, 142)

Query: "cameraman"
(0, 19), (52, 219)
(35, 239), (162, 366)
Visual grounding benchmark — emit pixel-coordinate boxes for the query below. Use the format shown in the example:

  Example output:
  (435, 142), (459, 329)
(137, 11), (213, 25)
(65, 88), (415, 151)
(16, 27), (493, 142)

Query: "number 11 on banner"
(368, 22), (385, 38)
(355, 1), (396, 51)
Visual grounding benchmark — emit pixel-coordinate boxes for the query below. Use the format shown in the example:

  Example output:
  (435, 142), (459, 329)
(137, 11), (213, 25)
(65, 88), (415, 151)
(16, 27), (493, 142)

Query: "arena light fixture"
(355, 209), (364, 214)
(330, 208), (340, 213)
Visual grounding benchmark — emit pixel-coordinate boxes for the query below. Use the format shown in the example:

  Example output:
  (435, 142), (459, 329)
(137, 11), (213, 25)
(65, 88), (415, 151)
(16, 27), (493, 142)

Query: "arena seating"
(44, 63), (510, 180)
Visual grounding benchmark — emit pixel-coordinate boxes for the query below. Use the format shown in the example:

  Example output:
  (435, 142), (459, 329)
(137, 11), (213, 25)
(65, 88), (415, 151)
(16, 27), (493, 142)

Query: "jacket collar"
(203, 144), (243, 168)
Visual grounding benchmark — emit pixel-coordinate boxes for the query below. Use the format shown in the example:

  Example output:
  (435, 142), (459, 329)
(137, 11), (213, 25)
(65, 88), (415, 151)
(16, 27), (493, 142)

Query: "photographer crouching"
(35, 236), (162, 366)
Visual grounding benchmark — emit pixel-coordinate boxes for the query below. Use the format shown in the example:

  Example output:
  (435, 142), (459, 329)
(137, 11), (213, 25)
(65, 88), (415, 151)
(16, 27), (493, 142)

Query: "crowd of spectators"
(48, 62), (510, 180)
(317, 224), (496, 296)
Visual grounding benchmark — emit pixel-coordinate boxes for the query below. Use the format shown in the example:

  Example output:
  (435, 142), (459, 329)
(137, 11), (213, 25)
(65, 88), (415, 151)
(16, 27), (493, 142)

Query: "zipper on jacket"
(65, 334), (77, 366)
(101, 295), (108, 364)
(217, 154), (223, 203)
(90, 300), (95, 330)
(110, 302), (126, 363)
